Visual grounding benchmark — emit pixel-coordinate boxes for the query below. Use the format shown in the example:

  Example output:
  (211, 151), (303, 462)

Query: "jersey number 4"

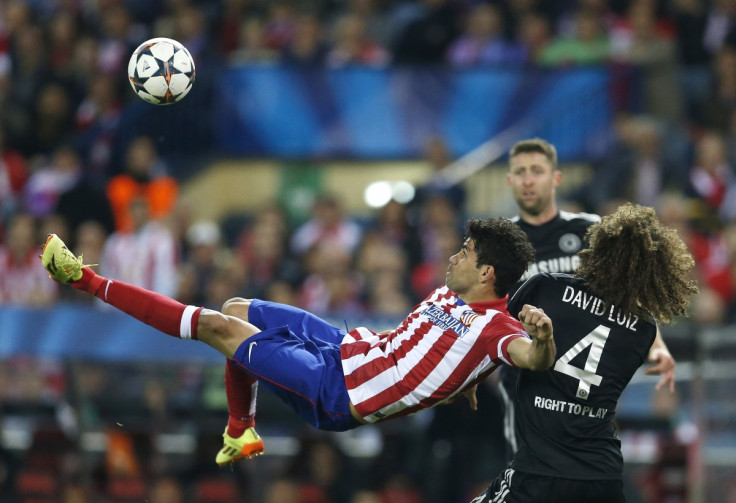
(554, 325), (611, 400)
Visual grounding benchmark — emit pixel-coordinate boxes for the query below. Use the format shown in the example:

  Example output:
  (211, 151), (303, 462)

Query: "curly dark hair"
(466, 218), (536, 297)
(576, 203), (698, 323)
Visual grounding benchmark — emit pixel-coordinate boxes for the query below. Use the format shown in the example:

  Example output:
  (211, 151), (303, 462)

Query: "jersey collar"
(467, 296), (509, 313)
(517, 211), (560, 228)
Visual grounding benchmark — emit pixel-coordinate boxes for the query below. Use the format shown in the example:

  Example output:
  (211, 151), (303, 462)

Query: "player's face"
(507, 152), (561, 216)
(446, 238), (479, 294)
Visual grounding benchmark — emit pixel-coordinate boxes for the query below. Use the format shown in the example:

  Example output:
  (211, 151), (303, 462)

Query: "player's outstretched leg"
(41, 234), (203, 340)
(215, 358), (264, 465)
(42, 234), (267, 465)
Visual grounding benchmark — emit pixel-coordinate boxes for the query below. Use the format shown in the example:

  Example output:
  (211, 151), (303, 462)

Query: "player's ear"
(553, 169), (562, 187)
(479, 264), (494, 283)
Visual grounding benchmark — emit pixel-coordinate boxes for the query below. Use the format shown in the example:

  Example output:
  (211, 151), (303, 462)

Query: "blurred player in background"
(499, 138), (676, 458)
(471, 203), (698, 503)
(41, 217), (556, 465)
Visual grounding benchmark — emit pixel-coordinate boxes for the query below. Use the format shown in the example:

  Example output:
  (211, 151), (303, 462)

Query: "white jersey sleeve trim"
(559, 210), (601, 223)
(180, 305), (198, 339)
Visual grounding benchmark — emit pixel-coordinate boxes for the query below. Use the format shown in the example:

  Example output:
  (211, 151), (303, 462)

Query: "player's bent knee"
(222, 297), (253, 319)
(197, 311), (252, 359)
(198, 311), (231, 338)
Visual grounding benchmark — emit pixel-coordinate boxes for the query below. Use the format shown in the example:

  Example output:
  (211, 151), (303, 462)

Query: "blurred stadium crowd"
(2, 0), (736, 502)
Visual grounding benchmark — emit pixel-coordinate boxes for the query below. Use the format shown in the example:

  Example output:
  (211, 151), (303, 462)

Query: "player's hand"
(461, 384), (478, 411)
(644, 348), (676, 392)
(518, 305), (553, 342)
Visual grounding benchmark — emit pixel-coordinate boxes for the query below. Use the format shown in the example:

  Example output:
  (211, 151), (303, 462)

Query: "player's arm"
(644, 326), (676, 392)
(507, 305), (556, 371)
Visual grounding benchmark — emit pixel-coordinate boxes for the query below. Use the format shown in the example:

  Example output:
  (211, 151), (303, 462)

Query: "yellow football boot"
(215, 427), (265, 465)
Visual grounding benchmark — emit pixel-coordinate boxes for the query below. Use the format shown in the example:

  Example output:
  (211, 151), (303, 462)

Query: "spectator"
(264, 478), (302, 503)
(298, 243), (365, 316)
(31, 82), (76, 156)
(392, 0), (460, 65)
(149, 475), (184, 503)
(264, 279), (299, 305)
(327, 12), (389, 67)
(696, 45), (736, 132)
(236, 204), (301, 297)
(350, 489), (381, 503)
(410, 213), (461, 301)
(342, 0), (394, 49)
(702, 0), (736, 55)
(580, 115), (689, 212)
(687, 130), (736, 223)
(414, 190), (463, 258)
(263, 0), (298, 51)
(447, 3), (526, 66)
(290, 193), (362, 257)
(106, 136), (178, 232)
(3, 23), (47, 156)
(74, 74), (122, 181)
(610, 2), (681, 122)
(47, 11), (80, 77)
(516, 11), (553, 64)
(0, 212), (58, 305)
(230, 17), (281, 64)
(54, 156), (116, 240)
(365, 199), (422, 269)
(355, 231), (412, 316)
(538, 8), (611, 66)
(177, 220), (233, 307)
(379, 475), (422, 503)
(281, 11), (329, 66)
(100, 196), (179, 298)
(97, 4), (137, 76)
(0, 126), (29, 219)
(24, 144), (82, 218)
(67, 35), (102, 96)
(170, 5), (212, 64)
(411, 135), (467, 216)
(215, 0), (261, 56)
(672, 0), (712, 118)
(284, 436), (357, 503)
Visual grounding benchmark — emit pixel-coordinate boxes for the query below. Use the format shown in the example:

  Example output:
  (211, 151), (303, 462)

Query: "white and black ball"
(127, 37), (195, 105)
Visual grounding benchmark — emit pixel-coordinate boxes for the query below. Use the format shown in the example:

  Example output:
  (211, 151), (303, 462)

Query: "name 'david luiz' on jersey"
(561, 285), (639, 331)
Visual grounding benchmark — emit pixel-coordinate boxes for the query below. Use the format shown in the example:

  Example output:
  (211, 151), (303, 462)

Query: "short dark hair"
(466, 218), (536, 297)
(508, 138), (558, 169)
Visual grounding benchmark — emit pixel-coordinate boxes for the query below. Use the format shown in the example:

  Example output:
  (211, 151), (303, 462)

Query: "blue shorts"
(231, 299), (360, 432)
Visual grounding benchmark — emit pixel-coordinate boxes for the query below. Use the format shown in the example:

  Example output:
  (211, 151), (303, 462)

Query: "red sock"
(225, 359), (257, 437)
(71, 268), (202, 340)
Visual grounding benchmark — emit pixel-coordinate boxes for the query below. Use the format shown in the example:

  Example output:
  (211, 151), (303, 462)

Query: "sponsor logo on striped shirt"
(422, 304), (469, 338)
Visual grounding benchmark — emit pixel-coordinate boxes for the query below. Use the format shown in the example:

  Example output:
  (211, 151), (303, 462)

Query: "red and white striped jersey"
(100, 222), (179, 298)
(341, 285), (528, 423)
(0, 247), (58, 305)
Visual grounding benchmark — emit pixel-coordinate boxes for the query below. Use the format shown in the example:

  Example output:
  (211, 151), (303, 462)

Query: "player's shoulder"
(558, 210), (601, 224)
(510, 273), (576, 308)
(521, 272), (577, 290)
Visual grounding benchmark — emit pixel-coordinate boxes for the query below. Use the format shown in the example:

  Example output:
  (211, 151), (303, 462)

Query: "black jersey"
(511, 210), (601, 289)
(507, 273), (656, 480)
(501, 211), (601, 457)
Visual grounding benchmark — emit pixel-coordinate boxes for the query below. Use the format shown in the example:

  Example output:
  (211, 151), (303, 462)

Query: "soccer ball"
(127, 37), (195, 105)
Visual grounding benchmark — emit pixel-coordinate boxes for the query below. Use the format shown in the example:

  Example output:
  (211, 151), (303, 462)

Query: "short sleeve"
(483, 316), (529, 368)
